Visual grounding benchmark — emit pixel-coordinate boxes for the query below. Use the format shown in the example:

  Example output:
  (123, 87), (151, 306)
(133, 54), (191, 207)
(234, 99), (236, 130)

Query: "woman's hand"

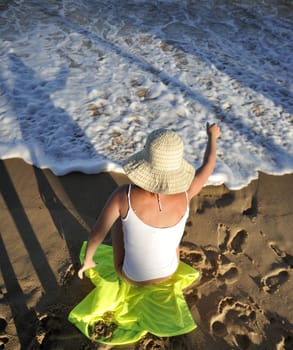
(206, 122), (221, 139)
(78, 260), (97, 280)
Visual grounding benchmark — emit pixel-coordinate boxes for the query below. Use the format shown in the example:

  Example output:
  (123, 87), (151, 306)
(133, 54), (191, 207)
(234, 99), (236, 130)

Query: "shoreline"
(0, 158), (292, 349)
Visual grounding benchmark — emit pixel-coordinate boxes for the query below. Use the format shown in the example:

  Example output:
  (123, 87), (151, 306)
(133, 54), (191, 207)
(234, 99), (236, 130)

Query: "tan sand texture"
(0, 158), (292, 349)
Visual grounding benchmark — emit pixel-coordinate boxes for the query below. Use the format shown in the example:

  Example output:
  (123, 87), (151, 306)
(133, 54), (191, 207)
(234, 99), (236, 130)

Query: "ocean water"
(0, 0), (292, 189)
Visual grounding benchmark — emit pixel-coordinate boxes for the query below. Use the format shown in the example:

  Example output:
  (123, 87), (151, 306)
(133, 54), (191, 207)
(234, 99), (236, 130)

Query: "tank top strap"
(127, 184), (132, 208)
(185, 191), (189, 211)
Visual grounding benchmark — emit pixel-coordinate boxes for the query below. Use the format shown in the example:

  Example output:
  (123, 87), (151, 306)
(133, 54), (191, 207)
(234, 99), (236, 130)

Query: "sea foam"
(0, 0), (292, 189)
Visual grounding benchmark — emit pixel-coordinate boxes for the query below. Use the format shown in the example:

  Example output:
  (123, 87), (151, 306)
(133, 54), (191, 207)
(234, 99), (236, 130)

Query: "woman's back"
(121, 185), (189, 282)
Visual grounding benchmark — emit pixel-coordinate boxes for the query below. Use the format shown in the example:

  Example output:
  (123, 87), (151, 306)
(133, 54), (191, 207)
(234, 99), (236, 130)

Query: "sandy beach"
(0, 158), (292, 350)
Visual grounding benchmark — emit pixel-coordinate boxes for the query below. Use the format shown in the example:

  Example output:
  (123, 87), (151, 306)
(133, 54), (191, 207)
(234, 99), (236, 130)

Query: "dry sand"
(0, 158), (292, 350)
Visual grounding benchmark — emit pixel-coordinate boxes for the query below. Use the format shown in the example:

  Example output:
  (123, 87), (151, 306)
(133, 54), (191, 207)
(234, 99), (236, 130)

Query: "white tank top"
(122, 185), (189, 282)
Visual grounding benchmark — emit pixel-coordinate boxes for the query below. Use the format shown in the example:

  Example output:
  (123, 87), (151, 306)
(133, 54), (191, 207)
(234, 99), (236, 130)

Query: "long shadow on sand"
(0, 159), (119, 349)
(0, 161), (57, 349)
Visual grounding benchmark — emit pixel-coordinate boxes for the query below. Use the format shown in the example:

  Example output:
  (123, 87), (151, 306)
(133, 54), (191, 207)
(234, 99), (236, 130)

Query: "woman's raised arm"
(187, 123), (221, 199)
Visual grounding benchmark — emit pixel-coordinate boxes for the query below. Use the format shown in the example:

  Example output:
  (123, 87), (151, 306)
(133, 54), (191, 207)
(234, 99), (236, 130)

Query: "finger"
(78, 269), (84, 280)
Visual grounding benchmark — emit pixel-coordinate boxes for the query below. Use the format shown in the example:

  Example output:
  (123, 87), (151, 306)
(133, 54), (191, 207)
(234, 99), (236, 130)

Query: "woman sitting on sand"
(69, 123), (221, 345)
(78, 123), (221, 285)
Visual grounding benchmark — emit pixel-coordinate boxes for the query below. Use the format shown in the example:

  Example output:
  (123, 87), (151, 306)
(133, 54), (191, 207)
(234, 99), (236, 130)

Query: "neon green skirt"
(68, 243), (199, 345)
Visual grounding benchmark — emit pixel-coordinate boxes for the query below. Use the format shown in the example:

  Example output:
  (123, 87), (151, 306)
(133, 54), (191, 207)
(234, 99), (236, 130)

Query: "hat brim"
(123, 151), (195, 194)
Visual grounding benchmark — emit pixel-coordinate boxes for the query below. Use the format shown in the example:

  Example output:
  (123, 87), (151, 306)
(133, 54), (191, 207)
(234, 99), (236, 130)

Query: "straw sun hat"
(123, 129), (195, 194)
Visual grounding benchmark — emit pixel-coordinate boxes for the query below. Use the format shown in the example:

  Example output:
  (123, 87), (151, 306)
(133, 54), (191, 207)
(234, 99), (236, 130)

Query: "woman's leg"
(111, 219), (125, 277)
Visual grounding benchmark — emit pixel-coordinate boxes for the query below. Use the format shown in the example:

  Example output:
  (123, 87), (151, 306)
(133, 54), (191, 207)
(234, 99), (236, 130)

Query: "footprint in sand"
(242, 196), (258, 218)
(217, 262), (239, 284)
(0, 336), (9, 348)
(180, 245), (206, 269)
(261, 268), (289, 294)
(0, 317), (7, 332)
(180, 244), (221, 287)
(181, 243), (240, 286)
(210, 297), (262, 349)
(217, 225), (248, 255)
(135, 333), (167, 350)
(228, 229), (248, 255)
(217, 223), (230, 251)
(269, 242), (293, 268)
(0, 318), (9, 348)
(258, 242), (292, 294)
(33, 313), (63, 348)
(60, 263), (76, 286)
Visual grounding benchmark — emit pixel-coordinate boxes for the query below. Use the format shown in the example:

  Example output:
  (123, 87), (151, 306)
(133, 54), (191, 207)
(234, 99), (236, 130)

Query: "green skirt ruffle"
(68, 242), (199, 345)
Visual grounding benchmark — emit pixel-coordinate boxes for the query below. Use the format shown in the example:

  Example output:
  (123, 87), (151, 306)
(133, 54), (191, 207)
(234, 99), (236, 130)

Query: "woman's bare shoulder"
(112, 184), (129, 217)
(104, 184), (129, 208)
